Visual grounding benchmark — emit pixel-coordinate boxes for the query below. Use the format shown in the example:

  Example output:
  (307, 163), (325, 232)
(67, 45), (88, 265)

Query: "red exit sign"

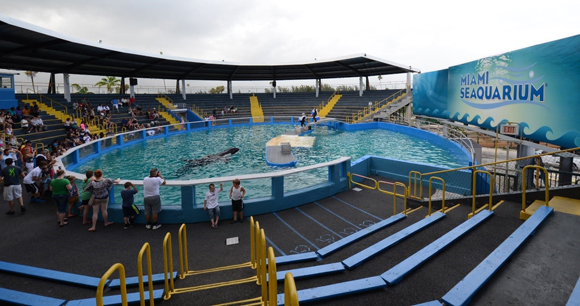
(500, 124), (519, 136)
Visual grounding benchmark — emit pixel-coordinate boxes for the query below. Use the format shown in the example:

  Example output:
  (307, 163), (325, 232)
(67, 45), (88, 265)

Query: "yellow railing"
(408, 147), (580, 201)
(190, 105), (208, 119)
(34, 143), (44, 152)
(347, 172), (377, 191)
(25, 93), (69, 121)
(427, 177), (446, 216)
(408, 171), (423, 200)
(520, 165), (550, 220)
(178, 224), (188, 279)
(318, 90), (340, 112)
(250, 216), (256, 269)
(268, 247), (278, 305)
(259, 228), (267, 304)
(468, 170), (494, 219)
(157, 93), (175, 109)
(345, 89), (407, 123)
(137, 243), (155, 306)
(97, 263), (128, 306)
(378, 180), (408, 215)
(284, 273), (299, 306)
(162, 233), (175, 300)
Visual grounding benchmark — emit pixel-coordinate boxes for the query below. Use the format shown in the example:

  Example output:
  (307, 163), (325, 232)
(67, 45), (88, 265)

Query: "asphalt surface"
(1, 175), (579, 305)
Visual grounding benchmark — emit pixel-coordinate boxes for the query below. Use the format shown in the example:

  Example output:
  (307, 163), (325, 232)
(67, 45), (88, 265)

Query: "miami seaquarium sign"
(414, 34), (580, 149)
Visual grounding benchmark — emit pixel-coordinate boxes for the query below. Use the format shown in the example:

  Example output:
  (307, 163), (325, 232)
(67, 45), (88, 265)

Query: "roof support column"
(63, 73), (71, 102)
(359, 76), (363, 97)
(120, 77), (126, 94)
(272, 81), (276, 99)
(406, 72), (411, 94)
(175, 79), (180, 94)
(316, 79), (320, 98)
(130, 83), (135, 98)
(181, 79), (186, 100)
(47, 73), (56, 94)
(228, 80), (233, 100)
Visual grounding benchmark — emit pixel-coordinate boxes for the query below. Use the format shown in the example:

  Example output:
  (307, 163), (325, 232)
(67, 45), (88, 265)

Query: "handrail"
(268, 247), (278, 305)
(178, 224), (188, 279)
(428, 177), (446, 216)
(348, 172), (377, 190)
(469, 170), (494, 219)
(284, 273), (299, 306)
(255, 221), (262, 285)
(250, 217), (256, 269)
(521, 165), (550, 218)
(97, 263), (128, 306)
(318, 90), (340, 112)
(39, 94), (69, 120)
(348, 89), (406, 123)
(408, 171), (423, 200)
(137, 243), (154, 306)
(259, 229), (267, 304)
(162, 232), (175, 300)
(377, 180), (408, 215)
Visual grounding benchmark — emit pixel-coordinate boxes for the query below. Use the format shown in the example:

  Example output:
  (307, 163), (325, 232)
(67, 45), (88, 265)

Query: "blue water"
(74, 125), (469, 205)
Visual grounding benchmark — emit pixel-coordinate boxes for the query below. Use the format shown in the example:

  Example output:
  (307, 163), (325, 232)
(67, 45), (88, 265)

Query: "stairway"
(318, 94), (342, 118)
(250, 96), (264, 123)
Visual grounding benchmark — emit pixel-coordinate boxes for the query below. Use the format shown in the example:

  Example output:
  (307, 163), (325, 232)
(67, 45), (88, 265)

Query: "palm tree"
(25, 71), (38, 93)
(94, 76), (121, 93)
(71, 83), (93, 94)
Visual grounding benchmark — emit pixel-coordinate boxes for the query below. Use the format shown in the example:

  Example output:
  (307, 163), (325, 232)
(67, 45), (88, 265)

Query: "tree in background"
(115, 84), (129, 94)
(25, 71), (38, 93)
(94, 76), (121, 93)
(209, 86), (225, 94)
(71, 83), (93, 94)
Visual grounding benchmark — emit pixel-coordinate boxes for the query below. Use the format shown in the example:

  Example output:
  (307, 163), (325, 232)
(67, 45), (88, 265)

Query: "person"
(121, 182), (140, 229)
(229, 179), (246, 224)
(79, 170), (94, 225)
(66, 176), (80, 218)
(21, 140), (35, 174)
(204, 183), (223, 229)
(1, 158), (25, 215)
(299, 113), (307, 127)
(312, 108), (318, 123)
(111, 98), (119, 113)
(23, 161), (48, 204)
(84, 169), (120, 232)
(1, 145), (20, 169)
(143, 168), (166, 230)
(50, 170), (72, 227)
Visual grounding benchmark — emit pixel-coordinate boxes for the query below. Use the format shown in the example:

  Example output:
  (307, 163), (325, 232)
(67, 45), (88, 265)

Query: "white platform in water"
(266, 135), (315, 148)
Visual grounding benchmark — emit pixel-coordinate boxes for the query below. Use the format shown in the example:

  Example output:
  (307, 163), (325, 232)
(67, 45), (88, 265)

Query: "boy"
(121, 181), (140, 229)
(229, 179), (246, 224)
(204, 183), (223, 229)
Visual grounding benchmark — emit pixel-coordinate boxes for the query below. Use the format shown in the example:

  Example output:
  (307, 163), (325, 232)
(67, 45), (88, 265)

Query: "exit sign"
(500, 124), (519, 136)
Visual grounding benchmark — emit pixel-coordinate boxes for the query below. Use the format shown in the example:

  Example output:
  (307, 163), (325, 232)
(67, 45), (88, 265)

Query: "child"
(121, 182), (140, 229)
(229, 179), (246, 224)
(204, 183), (223, 229)
(66, 176), (80, 218)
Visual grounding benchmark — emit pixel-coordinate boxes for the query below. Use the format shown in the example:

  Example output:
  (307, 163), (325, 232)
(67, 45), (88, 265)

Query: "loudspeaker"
(272, 80), (276, 87)
(130, 78), (138, 86)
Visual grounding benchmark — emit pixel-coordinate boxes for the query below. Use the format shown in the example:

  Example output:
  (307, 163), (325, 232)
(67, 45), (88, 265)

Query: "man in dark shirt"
(1, 158), (25, 215)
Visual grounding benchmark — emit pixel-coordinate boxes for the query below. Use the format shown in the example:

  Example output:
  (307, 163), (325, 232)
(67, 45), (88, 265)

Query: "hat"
(4, 158), (13, 165)
(25, 140), (31, 144)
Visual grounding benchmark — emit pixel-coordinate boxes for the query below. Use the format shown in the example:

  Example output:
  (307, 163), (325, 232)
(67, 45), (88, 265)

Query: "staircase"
(372, 92), (413, 121)
(250, 95), (264, 123)
(22, 98), (104, 135)
(318, 93), (342, 118)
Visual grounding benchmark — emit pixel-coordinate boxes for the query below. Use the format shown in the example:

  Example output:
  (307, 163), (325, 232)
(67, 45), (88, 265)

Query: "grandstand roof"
(0, 14), (419, 81)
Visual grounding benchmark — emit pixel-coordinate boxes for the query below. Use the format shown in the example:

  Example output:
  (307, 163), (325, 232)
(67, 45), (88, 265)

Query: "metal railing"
(318, 89), (340, 114)
(427, 177), (446, 216)
(345, 89), (407, 123)
(520, 165), (550, 220)
(97, 263), (128, 306)
(137, 243), (155, 306)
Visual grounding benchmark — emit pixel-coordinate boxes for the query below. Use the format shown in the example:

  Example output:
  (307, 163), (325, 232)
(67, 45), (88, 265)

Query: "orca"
(176, 147), (240, 175)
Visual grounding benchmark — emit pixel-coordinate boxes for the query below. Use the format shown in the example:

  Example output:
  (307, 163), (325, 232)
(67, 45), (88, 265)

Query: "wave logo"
(459, 64), (547, 110)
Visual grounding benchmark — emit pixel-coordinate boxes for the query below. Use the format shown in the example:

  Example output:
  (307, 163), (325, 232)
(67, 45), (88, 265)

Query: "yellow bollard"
(268, 247), (278, 306)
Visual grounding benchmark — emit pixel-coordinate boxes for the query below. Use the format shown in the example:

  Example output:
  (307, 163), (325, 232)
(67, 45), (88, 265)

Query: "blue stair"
(567, 276), (580, 306)
(274, 262), (345, 282)
(274, 252), (319, 266)
(382, 210), (493, 285)
(108, 271), (177, 289)
(441, 205), (553, 306)
(275, 276), (386, 306)
(316, 213), (406, 257)
(66, 289), (165, 306)
(414, 301), (442, 306)
(342, 212), (446, 269)
(0, 287), (66, 306)
(0, 261), (108, 289)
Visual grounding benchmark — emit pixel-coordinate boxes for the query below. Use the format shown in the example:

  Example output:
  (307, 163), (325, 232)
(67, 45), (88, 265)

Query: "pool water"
(74, 125), (469, 205)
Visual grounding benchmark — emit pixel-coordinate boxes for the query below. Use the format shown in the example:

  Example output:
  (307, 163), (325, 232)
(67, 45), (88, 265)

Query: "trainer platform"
(523, 196), (580, 218)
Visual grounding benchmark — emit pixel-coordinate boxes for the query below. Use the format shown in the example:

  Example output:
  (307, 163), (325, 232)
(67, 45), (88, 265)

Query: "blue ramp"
(274, 262), (345, 282)
(414, 301), (442, 306)
(441, 205), (553, 306)
(66, 289), (165, 306)
(342, 212), (446, 269)
(108, 271), (177, 289)
(275, 276), (386, 306)
(274, 252), (319, 266)
(382, 210), (494, 285)
(0, 287), (66, 306)
(316, 213), (406, 258)
(0, 260), (108, 289)
(567, 276), (580, 306)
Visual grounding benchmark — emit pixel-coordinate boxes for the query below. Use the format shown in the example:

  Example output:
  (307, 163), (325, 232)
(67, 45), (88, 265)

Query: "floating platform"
(266, 135), (315, 147)
(266, 145), (297, 167)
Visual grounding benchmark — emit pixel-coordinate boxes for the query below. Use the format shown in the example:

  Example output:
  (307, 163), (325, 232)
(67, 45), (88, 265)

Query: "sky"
(2, 0), (579, 93)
